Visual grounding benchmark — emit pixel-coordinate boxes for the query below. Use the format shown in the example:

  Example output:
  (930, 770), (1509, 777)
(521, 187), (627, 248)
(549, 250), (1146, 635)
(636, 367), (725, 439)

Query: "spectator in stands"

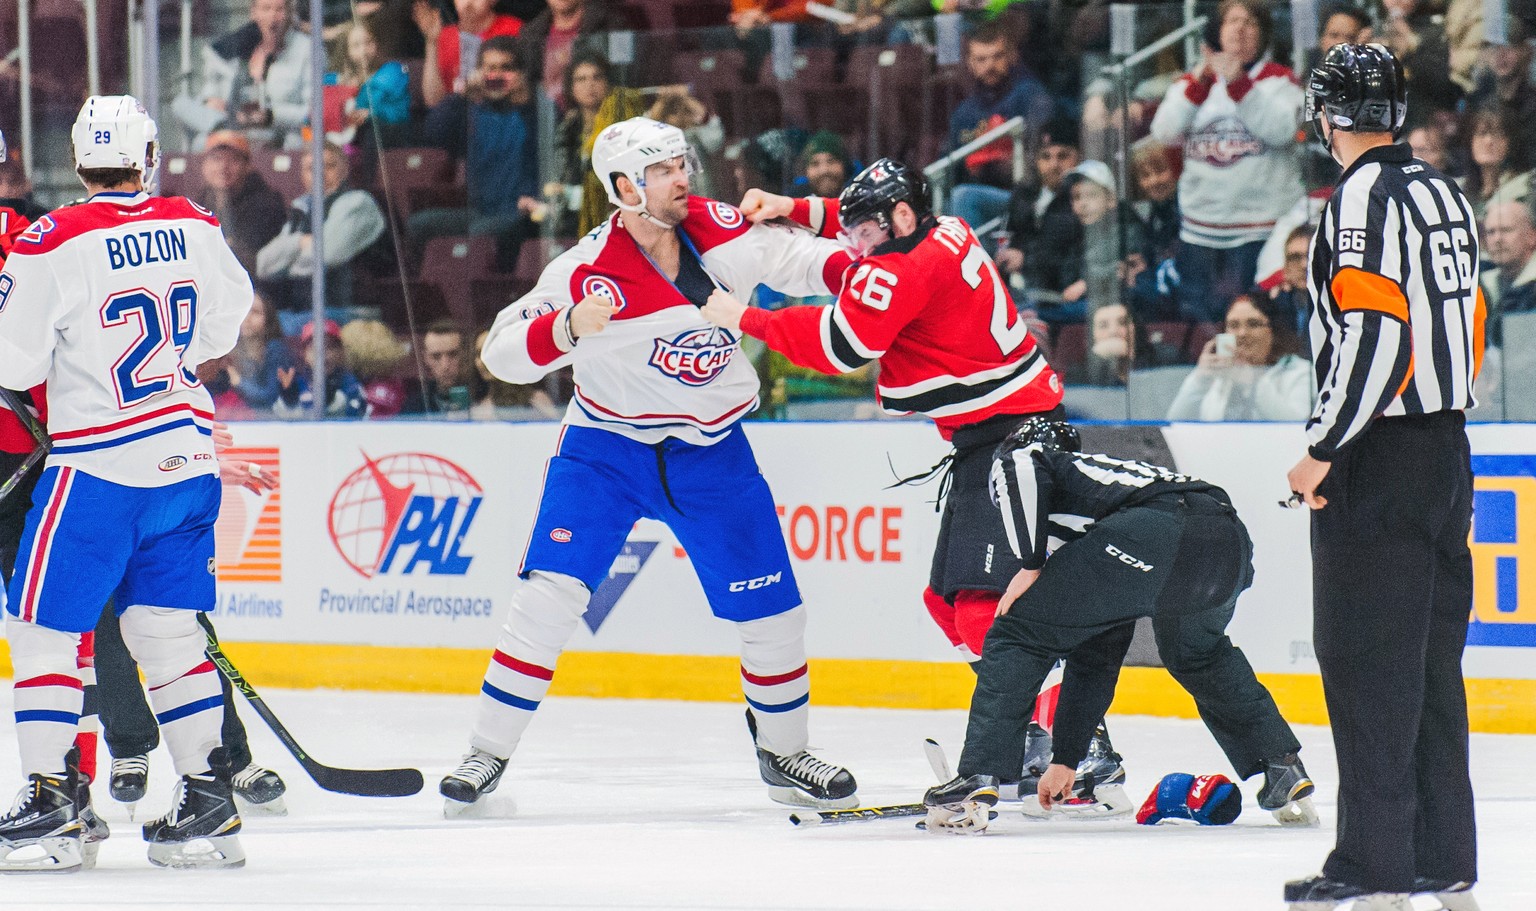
(1149, 0), (1303, 323)
(403, 320), (485, 415)
(791, 130), (854, 198)
(1406, 116), (1452, 173)
(345, 0), (424, 61)
(1458, 107), (1532, 221)
(995, 116), (1080, 286)
(1379, 0), (1463, 112)
(948, 20), (1056, 243)
(274, 319), (370, 418)
(414, 0), (524, 109)
(517, 0), (615, 109)
(831, 1), (933, 42)
(1167, 291), (1312, 422)
(341, 319), (409, 418)
(647, 88), (726, 199)
(256, 142), (389, 334)
(0, 143), (47, 222)
(471, 329), (559, 419)
(1059, 160), (1142, 326)
(731, 0), (815, 33)
(1445, 0), (1486, 95)
(1128, 138), (1180, 267)
(1318, 3), (1371, 55)
(1266, 225), (1314, 349)
(554, 51), (615, 235)
(1068, 302), (1141, 387)
(411, 36), (540, 271)
(193, 130), (287, 274)
(198, 292), (295, 418)
(173, 0), (314, 150)
(1465, 17), (1536, 158)
(336, 18), (413, 149)
(1480, 200), (1536, 331)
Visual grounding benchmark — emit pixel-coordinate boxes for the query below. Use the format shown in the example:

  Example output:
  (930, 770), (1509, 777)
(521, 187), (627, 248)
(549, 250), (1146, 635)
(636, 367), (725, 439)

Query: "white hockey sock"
(738, 606), (810, 757)
(120, 606), (224, 776)
(470, 571), (588, 759)
(7, 618), (83, 776)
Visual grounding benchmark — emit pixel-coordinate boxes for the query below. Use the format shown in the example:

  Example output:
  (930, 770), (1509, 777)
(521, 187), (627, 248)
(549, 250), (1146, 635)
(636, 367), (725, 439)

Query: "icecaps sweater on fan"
(480, 196), (852, 447)
(1149, 57), (1304, 250)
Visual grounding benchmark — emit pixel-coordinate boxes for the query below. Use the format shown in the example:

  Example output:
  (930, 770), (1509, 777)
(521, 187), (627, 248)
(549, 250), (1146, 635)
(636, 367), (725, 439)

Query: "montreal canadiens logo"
(649, 327), (738, 386)
(550, 528), (573, 543)
(580, 275), (627, 313)
(708, 201), (743, 230)
(1183, 116), (1265, 167)
(327, 451), (483, 578)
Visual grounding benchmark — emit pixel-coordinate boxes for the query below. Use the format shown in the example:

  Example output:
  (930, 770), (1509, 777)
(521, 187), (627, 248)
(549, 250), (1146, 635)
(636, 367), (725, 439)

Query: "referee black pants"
(1312, 411), (1477, 892)
(958, 493), (1299, 780)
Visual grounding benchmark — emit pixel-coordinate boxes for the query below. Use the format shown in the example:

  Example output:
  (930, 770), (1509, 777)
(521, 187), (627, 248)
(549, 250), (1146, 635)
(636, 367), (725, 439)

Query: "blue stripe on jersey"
(481, 681), (540, 711)
(571, 398), (742, 438)
(154, 694), (223, 725)
(15, 709), (82, 724)
(745, 693), (810, 714)
(51, 418), (213, 454)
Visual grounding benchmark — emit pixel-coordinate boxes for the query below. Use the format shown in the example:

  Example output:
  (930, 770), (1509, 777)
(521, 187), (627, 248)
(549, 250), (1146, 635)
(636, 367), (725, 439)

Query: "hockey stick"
(789, 803), (927, 826)
(0, 387), (49, 509)
(201, 619), (424, 797)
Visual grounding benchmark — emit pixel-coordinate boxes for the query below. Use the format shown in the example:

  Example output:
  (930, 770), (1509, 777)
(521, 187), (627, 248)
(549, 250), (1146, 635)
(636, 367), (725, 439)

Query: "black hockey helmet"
(1001, 417), (1081, 456)
(1304, 43), (1407, 145)
(837, 158), (932, 235)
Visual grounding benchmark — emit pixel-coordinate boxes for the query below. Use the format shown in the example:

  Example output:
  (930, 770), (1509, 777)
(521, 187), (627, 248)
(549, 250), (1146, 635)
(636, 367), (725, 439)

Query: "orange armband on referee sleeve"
(1331, 268), (1410, 323)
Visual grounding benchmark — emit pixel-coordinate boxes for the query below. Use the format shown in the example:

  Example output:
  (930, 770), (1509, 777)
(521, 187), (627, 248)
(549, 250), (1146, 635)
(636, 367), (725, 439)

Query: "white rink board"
(194, 420), (1536, 679)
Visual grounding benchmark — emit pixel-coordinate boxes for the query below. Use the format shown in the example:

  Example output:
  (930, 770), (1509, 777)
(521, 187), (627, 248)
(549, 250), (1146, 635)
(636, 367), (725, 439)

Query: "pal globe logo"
(328, 452), (483, 578)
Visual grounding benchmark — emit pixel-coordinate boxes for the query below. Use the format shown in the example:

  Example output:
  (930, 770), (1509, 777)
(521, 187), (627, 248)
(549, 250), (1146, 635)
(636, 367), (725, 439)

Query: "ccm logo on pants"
(1105, 544), (1153, 572)
(729, 572), (783, 592)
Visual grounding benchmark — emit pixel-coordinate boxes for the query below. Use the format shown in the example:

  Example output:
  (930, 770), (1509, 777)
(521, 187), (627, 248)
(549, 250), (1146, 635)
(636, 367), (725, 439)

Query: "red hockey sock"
(921, 587), (963, 649)
(953, 590), (1000, 656)
(74, 631), (97, 782)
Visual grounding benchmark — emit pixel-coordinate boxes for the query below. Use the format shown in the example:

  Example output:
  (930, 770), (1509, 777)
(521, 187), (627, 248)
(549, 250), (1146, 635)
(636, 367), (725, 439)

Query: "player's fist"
(738, 188), (794, 224)
(570, 294), (617, 340)
(701, 290), (747, 333)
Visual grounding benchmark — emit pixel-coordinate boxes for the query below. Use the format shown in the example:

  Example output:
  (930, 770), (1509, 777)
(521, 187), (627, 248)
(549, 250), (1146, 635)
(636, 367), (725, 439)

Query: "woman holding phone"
(1167, 292), (1314, 421)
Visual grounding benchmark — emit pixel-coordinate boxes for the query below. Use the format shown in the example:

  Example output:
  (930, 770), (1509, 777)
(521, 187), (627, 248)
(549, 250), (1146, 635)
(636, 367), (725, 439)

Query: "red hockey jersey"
(0, 204), (45, 455)
(738, 197), (1063, 439)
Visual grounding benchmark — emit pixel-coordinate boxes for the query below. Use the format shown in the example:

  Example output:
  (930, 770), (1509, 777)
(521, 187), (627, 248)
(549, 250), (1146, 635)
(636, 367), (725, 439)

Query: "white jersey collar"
(88, 190), (151, 207)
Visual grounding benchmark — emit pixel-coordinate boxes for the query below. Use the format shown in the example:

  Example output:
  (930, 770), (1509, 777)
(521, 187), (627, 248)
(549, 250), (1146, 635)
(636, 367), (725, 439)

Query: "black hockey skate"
(1007, 721), (1053, 800)
(1412, 879), (1480, 911)
(744, 709), (857, 809)
(64, 750), (108, 872)
(1019, 723), (1132, 818)
(440, 749), (508, 816)
(0, 773), (83, 873)
(142, 749), (244, 869)
(1284, 875), (1410, 910)
(923, 774), (1000, 834)
(109, 754), (148, 819)
(1257, 752), (1319, 827)
(231, 762), (288, 817)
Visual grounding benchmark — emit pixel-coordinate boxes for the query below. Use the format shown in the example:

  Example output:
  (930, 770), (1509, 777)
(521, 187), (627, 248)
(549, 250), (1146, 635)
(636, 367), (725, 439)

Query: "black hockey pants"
(958, 492), (1299, 780)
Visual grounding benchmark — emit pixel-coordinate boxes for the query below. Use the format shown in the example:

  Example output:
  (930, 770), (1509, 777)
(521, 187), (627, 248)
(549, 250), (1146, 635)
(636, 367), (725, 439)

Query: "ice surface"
(0, 689), (1530, 909)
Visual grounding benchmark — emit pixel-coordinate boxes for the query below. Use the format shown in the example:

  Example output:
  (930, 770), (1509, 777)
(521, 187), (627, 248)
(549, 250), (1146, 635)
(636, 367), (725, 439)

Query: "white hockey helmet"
(590, 116), (695, 214)
(71, 95), (159, 188)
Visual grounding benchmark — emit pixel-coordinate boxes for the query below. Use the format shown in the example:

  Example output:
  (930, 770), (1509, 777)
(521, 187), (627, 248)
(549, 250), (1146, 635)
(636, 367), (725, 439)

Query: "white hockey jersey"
(481, 197), (852, 446)
(0, 191), (253, 487)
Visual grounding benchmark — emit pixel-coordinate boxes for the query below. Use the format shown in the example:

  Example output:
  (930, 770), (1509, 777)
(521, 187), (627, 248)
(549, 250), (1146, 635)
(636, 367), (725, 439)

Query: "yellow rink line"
(2, 641), (1533, 734)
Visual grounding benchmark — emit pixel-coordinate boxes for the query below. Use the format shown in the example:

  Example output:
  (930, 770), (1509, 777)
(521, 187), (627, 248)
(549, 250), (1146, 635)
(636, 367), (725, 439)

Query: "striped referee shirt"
(1305, 142), (1487, 459)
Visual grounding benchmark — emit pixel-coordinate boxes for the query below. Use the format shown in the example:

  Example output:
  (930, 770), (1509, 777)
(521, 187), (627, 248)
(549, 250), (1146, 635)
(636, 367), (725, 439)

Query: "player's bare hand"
(701, 290), (747, 333)
(1037, 763), (1076, 810)
(1286, 453), (1332, 510)
(738, 189), (794, 224)
(220, 458), (276, 495)
(569, 294), (617, 339)
(996, 567), (1040, 617)
(211, 420), (235, 453)
(1194, 337), (1232, 373)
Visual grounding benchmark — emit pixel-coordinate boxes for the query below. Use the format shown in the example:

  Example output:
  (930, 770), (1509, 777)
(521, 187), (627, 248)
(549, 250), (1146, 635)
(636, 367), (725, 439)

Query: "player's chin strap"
(615, 197), (682, 230)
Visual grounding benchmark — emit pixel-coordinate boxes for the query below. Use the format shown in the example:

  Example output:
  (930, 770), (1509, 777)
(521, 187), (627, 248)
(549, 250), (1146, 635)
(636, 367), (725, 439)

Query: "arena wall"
(3, 420), (1533, 732)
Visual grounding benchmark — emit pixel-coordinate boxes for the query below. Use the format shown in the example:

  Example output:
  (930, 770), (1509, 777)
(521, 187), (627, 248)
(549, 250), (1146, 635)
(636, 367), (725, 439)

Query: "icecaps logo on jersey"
(649, 327), (738, 386)
(707, 201), (743, 230)
(580, 275), (627, 313)
(1184, 116), (1265, 167)
(327, 452), (482, 578)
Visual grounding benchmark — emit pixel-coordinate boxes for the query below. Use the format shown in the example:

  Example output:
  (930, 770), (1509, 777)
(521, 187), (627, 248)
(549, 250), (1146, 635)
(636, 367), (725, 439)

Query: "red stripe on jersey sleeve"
(524, 310), (567, 367)
(739, 306), (843, 375)
(822, 250), (854, 290)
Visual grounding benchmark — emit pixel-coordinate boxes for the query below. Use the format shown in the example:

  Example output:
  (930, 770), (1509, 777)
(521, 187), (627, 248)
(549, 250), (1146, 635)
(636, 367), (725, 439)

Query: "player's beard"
(648, 190), (689, 227)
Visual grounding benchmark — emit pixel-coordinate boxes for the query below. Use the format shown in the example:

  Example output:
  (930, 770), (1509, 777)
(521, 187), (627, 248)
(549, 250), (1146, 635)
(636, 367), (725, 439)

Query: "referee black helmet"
(1000, 418), (1081, 457)
(838, 158), (932, 233)
(1304, 43), (1407, 145)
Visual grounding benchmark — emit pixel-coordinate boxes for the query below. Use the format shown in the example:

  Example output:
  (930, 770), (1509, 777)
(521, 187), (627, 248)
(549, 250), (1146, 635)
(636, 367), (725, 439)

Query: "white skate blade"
(81, 840), (100, 870)
(1287, 898), (1410, 911)
(121, 801), (137, 822)
(0, 835), (83, 873)
(443, 793), (516, 819)
(235, 793), (288, 817)
(1019, 783), (1133, 820)
(1426, 888), (1480, 911)
(146, 833), (246, 869)
(922, 802), (993, 835)
(1272, 795), (1321, 827)
(766, 785), (858, 810)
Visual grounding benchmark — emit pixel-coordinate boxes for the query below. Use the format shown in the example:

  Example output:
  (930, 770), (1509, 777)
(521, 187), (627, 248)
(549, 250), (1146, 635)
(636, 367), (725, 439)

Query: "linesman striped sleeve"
(988, 443), (1053, 570)
(1304, 143), (1485, 460)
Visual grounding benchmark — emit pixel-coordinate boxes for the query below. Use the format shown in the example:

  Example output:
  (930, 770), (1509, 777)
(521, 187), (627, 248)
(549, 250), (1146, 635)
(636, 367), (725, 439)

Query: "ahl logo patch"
(649, 328), (738, 386)
(707, 201), (744, 230)
(580, 275), (627, 313)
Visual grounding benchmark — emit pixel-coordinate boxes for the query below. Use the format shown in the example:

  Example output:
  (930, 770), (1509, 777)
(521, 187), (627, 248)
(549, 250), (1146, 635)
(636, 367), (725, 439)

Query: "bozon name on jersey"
(104, 227), (189, 270)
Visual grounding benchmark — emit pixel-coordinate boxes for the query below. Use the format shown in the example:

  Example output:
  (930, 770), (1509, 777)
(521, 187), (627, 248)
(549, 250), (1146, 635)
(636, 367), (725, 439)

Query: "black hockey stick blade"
(789, 803), (927, 826)
(202, 628), (424, 797)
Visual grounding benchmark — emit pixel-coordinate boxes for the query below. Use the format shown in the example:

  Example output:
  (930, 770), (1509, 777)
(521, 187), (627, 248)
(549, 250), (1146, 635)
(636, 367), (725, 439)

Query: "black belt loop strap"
(653, 441), (685, 516)
(886, 451), (956, 513)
